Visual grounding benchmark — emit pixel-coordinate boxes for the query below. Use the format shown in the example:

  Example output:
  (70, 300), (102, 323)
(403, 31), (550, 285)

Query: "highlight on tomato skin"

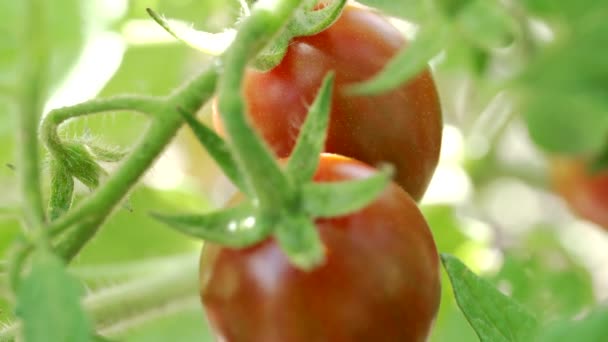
(213, 5), (443, 202)
(199, 154), (441, 342)
(550, 158), (608, 230)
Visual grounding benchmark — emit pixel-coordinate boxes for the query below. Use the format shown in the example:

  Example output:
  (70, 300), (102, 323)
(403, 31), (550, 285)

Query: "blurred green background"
(2, 0), (608, 341)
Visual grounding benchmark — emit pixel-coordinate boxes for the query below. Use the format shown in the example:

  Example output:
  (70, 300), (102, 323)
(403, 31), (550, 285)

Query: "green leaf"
(151, 202), (270, 248)
(48, 158), (74, 221)
(275, 214), (324, 271)
(347, 25), (449, 95)
(301, 165), (392, 218)
(523, 93), (608, 155)
(456, 0), (516, 50)
(16, 250), (92, 342)
(441, 254), (539, 342)
(286, 73), (334, 183)
(177, 107), (250, 195)
(535, 306), (608, 342)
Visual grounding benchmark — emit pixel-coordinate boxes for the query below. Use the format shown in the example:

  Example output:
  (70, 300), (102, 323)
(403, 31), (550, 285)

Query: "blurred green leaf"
(490, 229), (594, 321)
(456, 0), (516, 50)
(523, 94), (608, 155)
(536, 306), (608, 342)
(519, 5), (608, 156)
(17, 250), (92, 342)
(441, 254), (539, 342)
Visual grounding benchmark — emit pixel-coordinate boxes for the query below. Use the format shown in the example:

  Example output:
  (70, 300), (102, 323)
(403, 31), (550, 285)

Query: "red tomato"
(200, 154), (441, 341)
(213, 5), (443, 201)
(551, 158), (608, 229)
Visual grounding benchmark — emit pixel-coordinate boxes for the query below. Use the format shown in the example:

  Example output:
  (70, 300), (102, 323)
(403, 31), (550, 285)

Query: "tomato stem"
(46, 66), (219, 261)
(17, 0), (49, 236)
(217, 0), (303, 211)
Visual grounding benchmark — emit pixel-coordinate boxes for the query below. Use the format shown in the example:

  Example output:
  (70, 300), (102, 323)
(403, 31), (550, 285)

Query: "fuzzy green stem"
(41, 96), (163, 161)
(47, 66), (219, 261)
(18, 0), (49, 234)
(217, 0), (302, 210)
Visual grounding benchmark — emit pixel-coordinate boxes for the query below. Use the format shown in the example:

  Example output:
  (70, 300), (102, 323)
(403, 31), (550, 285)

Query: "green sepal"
(252, 0), (347, 71)
(275, 214), (325, 271)
(151, 202), (271, 248)
(287, 0), (346, 37)
(347, 25), (449, 95)
(286, 72), (334, 183)
(16, 249), (93, 342)
(441, 254), (539, 342)
(60, 143), (106, 190)
(48, 158), (75, 221)
(177, 107), (251, 195)
(301, 165), (393, 218)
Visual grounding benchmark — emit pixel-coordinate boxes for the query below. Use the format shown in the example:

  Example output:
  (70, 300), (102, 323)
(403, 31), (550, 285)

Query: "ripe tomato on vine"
(214, 5), (443, 201)
(200, 154), (441, 341)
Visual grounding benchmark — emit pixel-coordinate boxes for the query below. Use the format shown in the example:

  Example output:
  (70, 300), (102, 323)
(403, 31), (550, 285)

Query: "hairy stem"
(217, 0), (303, 210)
(47, 66), (219, 261)
(18, 0), (49, 234)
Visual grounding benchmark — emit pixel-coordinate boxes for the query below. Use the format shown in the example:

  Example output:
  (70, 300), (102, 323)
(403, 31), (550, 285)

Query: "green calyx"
(147, 0), (347, 71)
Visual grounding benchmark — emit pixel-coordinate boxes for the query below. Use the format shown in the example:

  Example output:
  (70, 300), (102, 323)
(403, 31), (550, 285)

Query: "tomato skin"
(551, 158), (608, 229)
(200, 154), (441, 342)
(213, 6), (442, 201)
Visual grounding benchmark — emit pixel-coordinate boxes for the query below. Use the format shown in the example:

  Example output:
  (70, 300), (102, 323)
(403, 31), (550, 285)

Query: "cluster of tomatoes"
(200, 5), (444, 341)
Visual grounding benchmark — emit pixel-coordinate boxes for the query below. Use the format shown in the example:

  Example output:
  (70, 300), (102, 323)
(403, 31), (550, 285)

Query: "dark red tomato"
(200, 154), (441, 342)
(551, 158), (608, 229)
(213, 5), (443, 201)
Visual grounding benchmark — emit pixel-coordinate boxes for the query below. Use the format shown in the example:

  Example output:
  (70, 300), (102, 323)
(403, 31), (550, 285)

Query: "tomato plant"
(213, 5), (443, 201)
(550, 158), (608, 229)
(200, 154), (441, 341)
